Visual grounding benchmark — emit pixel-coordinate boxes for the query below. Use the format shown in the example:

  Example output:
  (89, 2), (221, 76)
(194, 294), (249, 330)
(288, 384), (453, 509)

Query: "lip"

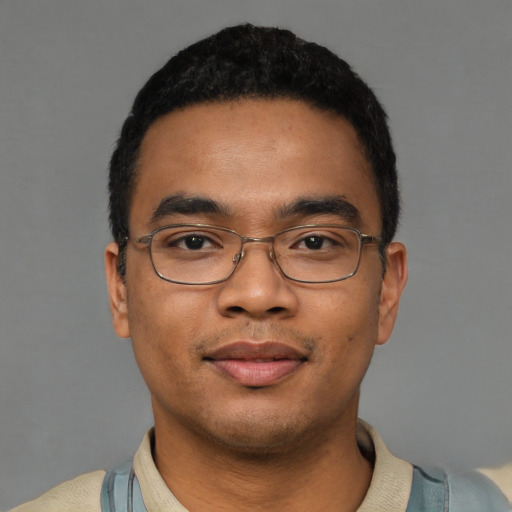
(204, 341), (308, 387)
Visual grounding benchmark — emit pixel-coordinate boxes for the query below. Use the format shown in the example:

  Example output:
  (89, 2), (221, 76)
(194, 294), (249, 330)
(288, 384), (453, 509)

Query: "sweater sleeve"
(9, 470), (106, 512)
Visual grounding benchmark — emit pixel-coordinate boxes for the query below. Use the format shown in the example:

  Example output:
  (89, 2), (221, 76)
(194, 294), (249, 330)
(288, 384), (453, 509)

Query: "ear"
(377, 242), (408, 345)
(105, 242), (130, 339)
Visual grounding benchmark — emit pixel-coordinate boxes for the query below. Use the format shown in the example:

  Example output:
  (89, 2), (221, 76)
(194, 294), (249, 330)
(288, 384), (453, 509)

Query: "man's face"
(106, 99), (406, 453)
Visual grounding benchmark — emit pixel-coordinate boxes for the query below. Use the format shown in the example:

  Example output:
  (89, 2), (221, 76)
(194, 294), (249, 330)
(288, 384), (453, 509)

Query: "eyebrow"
(150, 193), (360, 225)
(277, 196), (361, 224)
(150, 194), (231, 223)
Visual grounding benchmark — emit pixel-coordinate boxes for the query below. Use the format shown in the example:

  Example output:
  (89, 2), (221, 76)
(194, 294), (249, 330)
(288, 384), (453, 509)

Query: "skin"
(105, 99), (408, 512)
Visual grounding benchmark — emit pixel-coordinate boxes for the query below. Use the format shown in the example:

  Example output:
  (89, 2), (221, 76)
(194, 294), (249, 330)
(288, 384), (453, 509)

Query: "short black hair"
(109, 24), (399, 273)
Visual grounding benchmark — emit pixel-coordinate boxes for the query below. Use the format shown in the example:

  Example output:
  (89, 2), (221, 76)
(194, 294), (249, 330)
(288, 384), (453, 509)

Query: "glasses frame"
(130, 223), (381, 285)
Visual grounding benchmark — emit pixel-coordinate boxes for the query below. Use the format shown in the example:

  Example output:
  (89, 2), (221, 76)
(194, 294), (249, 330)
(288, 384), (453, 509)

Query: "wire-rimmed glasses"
(131, 224), (380, 285)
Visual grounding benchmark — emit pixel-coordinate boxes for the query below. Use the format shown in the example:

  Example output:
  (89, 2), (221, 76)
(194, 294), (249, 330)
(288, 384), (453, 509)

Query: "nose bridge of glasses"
(232, 235), (276, 264)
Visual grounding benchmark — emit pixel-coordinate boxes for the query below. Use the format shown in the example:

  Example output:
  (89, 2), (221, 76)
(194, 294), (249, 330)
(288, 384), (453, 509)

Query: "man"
(12, 24), (511, 512)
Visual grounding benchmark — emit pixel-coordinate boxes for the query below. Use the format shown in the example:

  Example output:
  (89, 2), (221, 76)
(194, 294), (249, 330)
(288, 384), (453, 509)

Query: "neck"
(152, 410), (373, 512)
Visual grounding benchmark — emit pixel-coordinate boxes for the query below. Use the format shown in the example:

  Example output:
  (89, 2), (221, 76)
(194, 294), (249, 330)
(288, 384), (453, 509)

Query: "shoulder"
(9, 470), (106, 512)
(477, 463), (512, 505)
(408, 464), (512, 512)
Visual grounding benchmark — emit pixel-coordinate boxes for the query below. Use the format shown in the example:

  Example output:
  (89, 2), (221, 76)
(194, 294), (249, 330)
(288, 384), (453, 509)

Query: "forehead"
(132, 99), (380, 231)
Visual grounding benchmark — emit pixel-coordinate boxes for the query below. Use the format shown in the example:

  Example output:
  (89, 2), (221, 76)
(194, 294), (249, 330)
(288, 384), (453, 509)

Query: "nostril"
(227, 306), (245, 313)
(226, 305), (285, 315)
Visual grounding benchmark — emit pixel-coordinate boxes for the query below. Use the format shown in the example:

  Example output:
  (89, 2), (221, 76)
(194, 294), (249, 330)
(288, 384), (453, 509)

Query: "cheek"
(127, 267), (215, 337)
(125, 280), (214, 389)
(311, 281), (381, 339)
(308, 284), (381, 375)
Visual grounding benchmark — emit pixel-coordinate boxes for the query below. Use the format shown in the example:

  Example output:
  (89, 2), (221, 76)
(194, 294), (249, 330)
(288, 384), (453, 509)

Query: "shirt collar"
(133, 419), (414, 512)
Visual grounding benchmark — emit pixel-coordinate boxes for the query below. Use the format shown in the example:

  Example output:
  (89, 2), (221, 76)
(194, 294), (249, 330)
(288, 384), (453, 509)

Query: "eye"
(154, 230), (223, 252)
(180, 235), (211, 250)
(170, 233), (217, 250)
(298, 235), (330, 250)
(294, 234), (337, 251)
(285, 228), (357, 255)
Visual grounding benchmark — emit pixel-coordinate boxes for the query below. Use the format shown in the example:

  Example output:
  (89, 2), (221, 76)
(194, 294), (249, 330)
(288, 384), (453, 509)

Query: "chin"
(198, 409), (320, 457)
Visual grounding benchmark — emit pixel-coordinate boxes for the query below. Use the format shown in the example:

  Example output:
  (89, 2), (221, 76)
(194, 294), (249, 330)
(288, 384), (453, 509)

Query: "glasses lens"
(149, 226), (241, 284)
(274, 226), (362, 283)
(147, 225), (364, 284)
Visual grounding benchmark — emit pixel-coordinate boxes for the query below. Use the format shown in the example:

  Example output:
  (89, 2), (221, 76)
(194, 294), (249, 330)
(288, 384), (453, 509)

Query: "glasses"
(132, 224), (380, 285)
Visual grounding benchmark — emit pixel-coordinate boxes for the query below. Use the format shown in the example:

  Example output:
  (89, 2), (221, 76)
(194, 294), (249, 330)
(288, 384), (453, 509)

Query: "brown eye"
(303, 236), (324, 250)
(182, 235), (208, 250)
(160, 232), (218, 251)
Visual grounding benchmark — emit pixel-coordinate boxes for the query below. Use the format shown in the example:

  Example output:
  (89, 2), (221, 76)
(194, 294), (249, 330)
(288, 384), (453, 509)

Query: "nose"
(216, 242), (299, 319)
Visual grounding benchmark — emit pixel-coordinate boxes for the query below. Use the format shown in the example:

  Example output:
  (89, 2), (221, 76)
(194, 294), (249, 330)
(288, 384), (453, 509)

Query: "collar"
(356, 419), (413, 512)
(133, 419), (413, 512)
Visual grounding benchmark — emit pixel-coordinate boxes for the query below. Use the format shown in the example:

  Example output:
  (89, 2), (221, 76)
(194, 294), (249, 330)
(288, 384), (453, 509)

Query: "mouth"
(204, 341), (308, 387)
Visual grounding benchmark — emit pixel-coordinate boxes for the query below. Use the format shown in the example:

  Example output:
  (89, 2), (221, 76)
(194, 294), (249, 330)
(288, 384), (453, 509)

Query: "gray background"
(1, 0), (511, 509)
